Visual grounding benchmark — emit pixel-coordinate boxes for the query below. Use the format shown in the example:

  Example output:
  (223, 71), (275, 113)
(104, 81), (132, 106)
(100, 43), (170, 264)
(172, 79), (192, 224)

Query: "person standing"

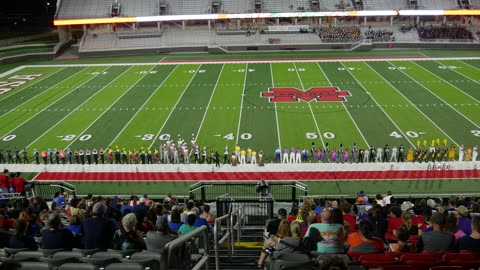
(358, 148), (364, 163)
(79, 148), (85, 165)
(6, 148), (14, 163)
(34, 149), (40, 164)
(214, 151), (220, 167)
(473, 144), (478, 161)
(251, 150), (257, 165)
(92, 148), (98, 164)
(67, 148), (73, 164)
(147, 148), (153, 164)
(223, 145), (230, 164)
(59, 149), (65, 164)
(459, 144), (465, 161)
(282, 148), (289, 163)
(383, 144), (389, 162)
(85, 148), (91, 165)
(275, 147), (281, 163)
(0, 149), (4, 163)
(390, 146), (398, 162)
(14, 147), (21, 163)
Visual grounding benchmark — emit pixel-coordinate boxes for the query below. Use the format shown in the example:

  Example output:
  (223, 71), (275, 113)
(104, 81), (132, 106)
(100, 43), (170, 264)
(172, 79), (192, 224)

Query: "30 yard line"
(388, 61), (480, 130)
(341, 62), (415, 148)
(148, 65), (202, 149)
(0, 67), (67, 102)
(364, 62), (458, 146)
(315, 62), (370, 149)
(293, 63), (325, 149)
(27, 66), (136, 149)
(107, 66), (178, 148)
(269, 63), (282, 150)
(0, 67), (86, 119)
(196, 64), (225, 137)
(411, 61), (480, 103)
(0, 66), (111, 140)
(235, 63), (248, 145)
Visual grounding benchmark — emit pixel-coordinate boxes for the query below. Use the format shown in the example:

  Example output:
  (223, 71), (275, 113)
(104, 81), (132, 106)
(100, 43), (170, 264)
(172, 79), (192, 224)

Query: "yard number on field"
(306, 132), (336, 139)
(222, 133), (252, 140)
(390, 131), (425, 139)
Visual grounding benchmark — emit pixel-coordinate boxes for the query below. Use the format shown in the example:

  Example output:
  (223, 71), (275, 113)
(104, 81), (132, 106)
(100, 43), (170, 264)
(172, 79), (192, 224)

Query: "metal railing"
(31, 181), (76, 200)
(213, 204), (234, 270)
(162, 225), (210, 270)
(231, 203), (245, 243)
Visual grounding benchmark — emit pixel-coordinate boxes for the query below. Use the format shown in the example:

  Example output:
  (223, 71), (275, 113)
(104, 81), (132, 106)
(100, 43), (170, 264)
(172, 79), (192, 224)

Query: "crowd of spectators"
(418, 25), (473, 40)
(318, 27), (362, 42)
(257, 192), (480, 268)
(0, 191), (214, 253)
(364, 29), (394, 41)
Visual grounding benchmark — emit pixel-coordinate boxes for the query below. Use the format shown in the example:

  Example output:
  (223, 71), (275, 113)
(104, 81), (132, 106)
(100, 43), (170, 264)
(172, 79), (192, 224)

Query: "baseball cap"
(278, 208), (287, 217)
(457, 205), (469, 216)
(92, 202), (107, 214)
(139, 197), (146, 203)
(432, 212), (446, 226)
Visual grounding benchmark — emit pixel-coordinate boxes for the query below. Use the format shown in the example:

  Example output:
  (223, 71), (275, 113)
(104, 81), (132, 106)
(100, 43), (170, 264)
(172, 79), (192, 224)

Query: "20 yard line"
(28, 66), (136, 149)
(148, 65), (202, 149)
(315, 62), (370, 149)
(270, 63), (282, 150)
(0, 67), (68, 102)
(196, 64), (225, 137)
(0, 66), (111, 140)
(364, 62), (458, 146)
(293, 63), (325, 149)
(411, 61), (480, 103)
(388, 61), (480, 130)
(107, 66), (178, 148)
(341, 62), (415, 148)
(235, 63), (248, 145)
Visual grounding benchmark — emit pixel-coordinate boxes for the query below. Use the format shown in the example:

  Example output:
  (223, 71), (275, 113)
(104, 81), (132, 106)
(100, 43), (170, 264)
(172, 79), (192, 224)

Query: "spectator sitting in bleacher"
(457, 216), (480, 252)
(385, 206), (404, 242)
(391, 225), (415, 252)
(275, 221), (302, 253)
(146, 217), (177, 252)
(367, 205), (387, 242)
(8, 219), (37, 250)
(168, 207), (183, 234)
(200, 204), (215, 225)
(266, 208), (288, 237)
(346, 219), (384, 253)
(256, 219), (291, 268)
(416, 212), (456, 252)
(81, 201), (118, 250)
(318, 26), (362, 42)
(113, 213), (146, 251)
(342, 203), (356, 232)
(179, 214), (197, 235)
(304, 208), (345, 254)
(445, 214), (466, 240)
(42, 212), (74, 250)
(456, 205), (472, 235)
(364, 29), (393, 41)
(418, 25), (473, 40)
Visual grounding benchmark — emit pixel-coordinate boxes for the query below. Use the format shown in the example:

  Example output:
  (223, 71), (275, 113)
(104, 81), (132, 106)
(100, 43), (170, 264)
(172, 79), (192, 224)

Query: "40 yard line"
(0, 66), (111, 141)
(235, 63), (248, 145)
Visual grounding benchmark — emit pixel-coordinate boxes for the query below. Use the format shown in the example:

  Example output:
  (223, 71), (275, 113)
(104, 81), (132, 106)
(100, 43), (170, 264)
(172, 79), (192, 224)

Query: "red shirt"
(411, 215), (427, 231)
(343, 213), (357, 231)
(386, 217), (404, 241)
(0, 174), (9, 189)
(12, 177), (26, 193)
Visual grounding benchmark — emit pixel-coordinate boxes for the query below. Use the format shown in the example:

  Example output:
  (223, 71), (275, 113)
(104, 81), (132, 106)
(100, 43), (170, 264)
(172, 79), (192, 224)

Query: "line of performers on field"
(275, 141), (478, 164)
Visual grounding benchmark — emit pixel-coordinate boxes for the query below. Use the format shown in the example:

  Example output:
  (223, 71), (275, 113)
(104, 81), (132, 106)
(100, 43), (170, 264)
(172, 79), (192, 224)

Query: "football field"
(1, 57), (480, 161)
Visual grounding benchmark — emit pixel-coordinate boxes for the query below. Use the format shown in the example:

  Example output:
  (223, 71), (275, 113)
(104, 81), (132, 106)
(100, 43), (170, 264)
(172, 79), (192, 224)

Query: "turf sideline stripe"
(388, 61), (480, 130)
(235, 63), (248, 145)
(411, 60), (480, 103)
(148, 65), (202, 149)
(293, 62), (326, 149)
(0, 66), (109, 140)
(316, 62), (370, 149)
(364, 61), (458, 146)
(196, 64), (225, 138)
(27, 66), (136, 149)
(108, 65), (179, 148)
(269, 63), (282, 150)
(341, 62), (415, 148)
(0, 67), (67, 102)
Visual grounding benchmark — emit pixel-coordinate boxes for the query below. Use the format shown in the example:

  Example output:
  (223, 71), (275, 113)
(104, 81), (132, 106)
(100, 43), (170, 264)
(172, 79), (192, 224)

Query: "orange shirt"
(347, 232), (384, 253)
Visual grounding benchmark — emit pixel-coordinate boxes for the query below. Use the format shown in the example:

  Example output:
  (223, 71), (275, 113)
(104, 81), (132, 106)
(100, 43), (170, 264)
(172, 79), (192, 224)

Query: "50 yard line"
(235, 63), (248, 145)
(269, 63), (282, 150)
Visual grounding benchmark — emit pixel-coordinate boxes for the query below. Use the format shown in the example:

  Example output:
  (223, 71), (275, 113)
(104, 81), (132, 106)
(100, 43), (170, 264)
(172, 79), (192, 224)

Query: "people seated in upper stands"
(457, 216), (480, 252)
(8, 219), (37, 250)
(318, 26), (362, 42)
(456, 205), (472, 235)
(398, 211), (419, 237)
(179, 214), (197, 235)
(416, 212), (456, 252)
(445, 214), (466, 240)
(393, 225), (415, 252)
(342, 203), (356, 232)
(113, 213), (146, 251)
(347, 219), (384, 253)
(200, 204), (215, 225)
(276, 221), (302, 253)
(386, 206), (404, 242)
(133, 197), (149, 223)
(364, 29), (393, 41)
(192, 208), (211, 233)
(81, 200), (118, 250)
(304, 208), (345, 254)
(367, 205), (387, 242)
(146, 217), (177, 252)
(164, 192), (177, 210)
(297, 200), (313, 223)
(41, 212), (74, 250)
(418, 25), (473, 40)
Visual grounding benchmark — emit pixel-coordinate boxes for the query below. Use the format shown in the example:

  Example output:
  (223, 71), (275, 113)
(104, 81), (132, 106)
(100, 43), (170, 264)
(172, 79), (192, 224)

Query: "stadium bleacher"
(417, 0), (458, 9)
(220, 0), (253, 13)
(117, 0), (160, 17)
(56, 0), (111, 19)
(167, 0), (210, 15)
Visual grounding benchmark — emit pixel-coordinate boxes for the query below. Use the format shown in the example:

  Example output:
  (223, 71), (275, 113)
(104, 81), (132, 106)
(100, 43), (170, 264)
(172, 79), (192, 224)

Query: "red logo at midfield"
(261, 87), (351, 103)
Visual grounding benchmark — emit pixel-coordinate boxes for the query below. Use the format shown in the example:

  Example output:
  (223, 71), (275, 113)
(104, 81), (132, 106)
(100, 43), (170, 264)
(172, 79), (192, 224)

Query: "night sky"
(0, 0), (57, 29)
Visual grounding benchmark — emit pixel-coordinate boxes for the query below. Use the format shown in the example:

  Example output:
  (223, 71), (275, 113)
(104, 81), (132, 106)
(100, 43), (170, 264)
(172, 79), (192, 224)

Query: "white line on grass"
(459, 60), (480, 72)
(410, 61), (480, 103)
(388, 61), (480, 130)
(235, 63), (248, 145)
(0, 66), (111, 140)
(0, 65), (26, 78)
(0, 67), (68, 103)
(148, 65), (201, 149)
(341, 62), (415, 148)
(293, 63), (325, 149)
(196, 64), (225, 138)
(433, 60), (480, 97)
(315, 62), (370, 149)
(27, 66), (136, 149)
(364, 62), (458, 146)
(269, 63), (282, 150)
(107, 66), (178, 148)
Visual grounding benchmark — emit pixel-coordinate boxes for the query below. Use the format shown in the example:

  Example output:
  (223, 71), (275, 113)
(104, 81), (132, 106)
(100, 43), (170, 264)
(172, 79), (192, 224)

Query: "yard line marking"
(388, 61), (480, 129)
(27, 66), (135, 149)
(0, 67), (68, 102)
(364, 62), (458, 146)
(315, 62), (370, 149)
(105, 66), (177, 148)
(341, 62), (415, 148)
(0, 67), (87, 119)
(0, 66), (111, 140)
(270, 63), (282, 150)
(293, 63), (325, 149)
(196, 64), (225, 137)
(0, 65), (26, 78)
(410, 61), (480, 103)
(235, 63), (248, 145)
(434, 60), (480, 92)
(148, 65), (202, 149)
(459, 60), (480, 72)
